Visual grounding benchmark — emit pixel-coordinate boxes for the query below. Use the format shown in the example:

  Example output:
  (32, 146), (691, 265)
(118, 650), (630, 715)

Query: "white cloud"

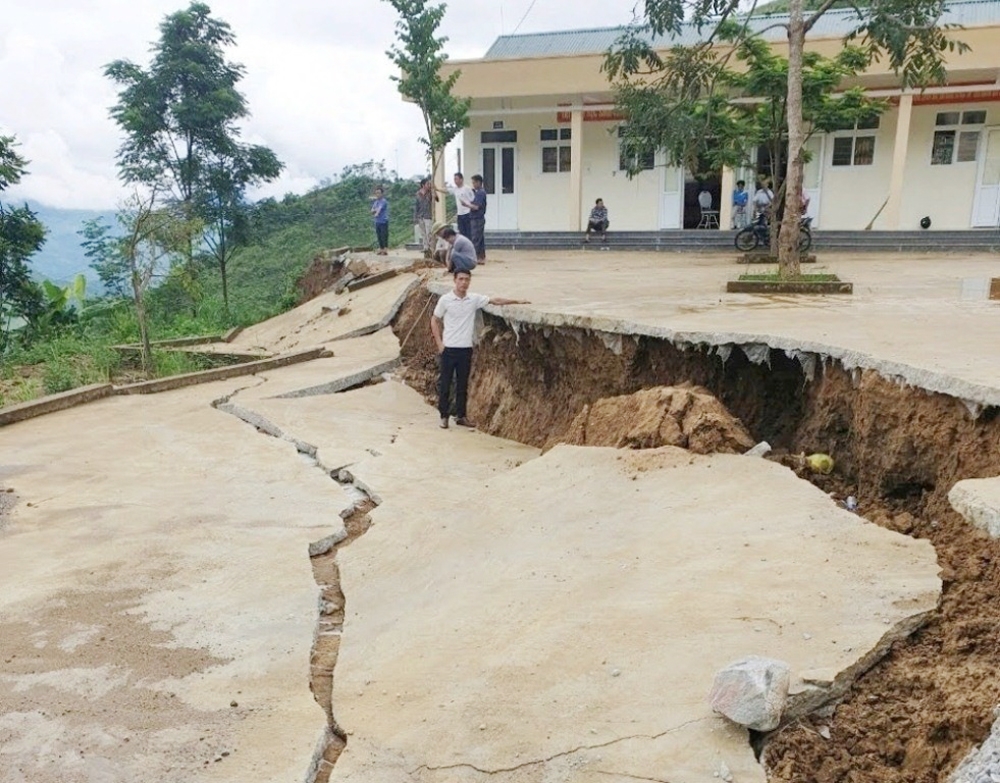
(0, 0), (640, 209)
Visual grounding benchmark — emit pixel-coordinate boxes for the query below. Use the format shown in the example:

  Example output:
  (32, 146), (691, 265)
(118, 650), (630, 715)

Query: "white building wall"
(816, 110), (896, 229)
(897, 103), (993, 230)
(466, 100), (999, 232)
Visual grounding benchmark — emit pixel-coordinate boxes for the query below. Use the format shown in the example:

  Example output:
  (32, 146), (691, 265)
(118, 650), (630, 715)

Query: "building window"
(830, 117), (878, 167)
(617, 126), (655, 172)
(540, 128), (571, 173)
(931, 110), (986, 165)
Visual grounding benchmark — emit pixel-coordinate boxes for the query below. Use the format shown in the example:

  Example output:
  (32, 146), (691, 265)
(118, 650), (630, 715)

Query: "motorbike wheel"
(735, 228), (759, 252)
(797, 227), (813, 254)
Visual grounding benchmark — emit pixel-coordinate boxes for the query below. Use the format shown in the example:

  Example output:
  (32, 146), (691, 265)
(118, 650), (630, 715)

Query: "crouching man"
(430, 270), (528, 429)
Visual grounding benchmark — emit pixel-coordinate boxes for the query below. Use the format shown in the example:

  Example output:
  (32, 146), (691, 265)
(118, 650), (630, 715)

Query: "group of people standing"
(731, 179), (809, 229)
(371, 172), (489, 263)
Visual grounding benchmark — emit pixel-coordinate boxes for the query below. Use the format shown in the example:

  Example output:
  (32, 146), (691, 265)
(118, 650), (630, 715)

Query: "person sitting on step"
(584, 198), (609, 243)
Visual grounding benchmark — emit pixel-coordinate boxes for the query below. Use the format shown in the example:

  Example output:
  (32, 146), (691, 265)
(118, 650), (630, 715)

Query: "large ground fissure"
(392, 286), (1000, 783)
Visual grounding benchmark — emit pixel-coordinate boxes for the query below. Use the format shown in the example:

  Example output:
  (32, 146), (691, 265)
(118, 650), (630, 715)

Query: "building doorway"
(481, 144), (518, 231)
(684, 169), (722, 229)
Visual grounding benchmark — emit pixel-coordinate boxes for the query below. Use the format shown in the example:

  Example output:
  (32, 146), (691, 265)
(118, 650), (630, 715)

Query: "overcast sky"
(0, 0), (644, 210)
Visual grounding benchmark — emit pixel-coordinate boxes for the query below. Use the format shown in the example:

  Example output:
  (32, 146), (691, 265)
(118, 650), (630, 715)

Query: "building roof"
(482, 0), (1000, 60)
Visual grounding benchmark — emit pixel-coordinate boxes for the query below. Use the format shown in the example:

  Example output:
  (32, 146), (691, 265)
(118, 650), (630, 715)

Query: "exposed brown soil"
(308, 499), (375, 783)
(391, 286), (1000, 783)
(296, 253), (349, 305)
(551, 384), (755, 454)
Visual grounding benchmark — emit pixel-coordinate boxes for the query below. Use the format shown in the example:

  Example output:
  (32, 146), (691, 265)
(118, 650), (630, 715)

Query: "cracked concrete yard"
(6, 250), (997, 782)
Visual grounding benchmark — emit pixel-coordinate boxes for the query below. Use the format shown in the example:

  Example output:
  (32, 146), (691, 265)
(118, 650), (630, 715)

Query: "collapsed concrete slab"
(949, 477), (1000, 538)
(232, 273), (418, 354)
(330, 445), (940, 783)
(0, 381), (346, 783)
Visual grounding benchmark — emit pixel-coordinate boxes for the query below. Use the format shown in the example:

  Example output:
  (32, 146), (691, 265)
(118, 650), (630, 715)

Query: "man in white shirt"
(753, 181), (774, 224)
(444, 172), (475, 238)
(430, 271), (528, 429)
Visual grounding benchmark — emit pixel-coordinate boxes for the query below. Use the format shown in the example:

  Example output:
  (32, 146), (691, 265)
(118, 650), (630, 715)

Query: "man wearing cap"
(431, 270), (528, 429)
(432, 224), (477, 274)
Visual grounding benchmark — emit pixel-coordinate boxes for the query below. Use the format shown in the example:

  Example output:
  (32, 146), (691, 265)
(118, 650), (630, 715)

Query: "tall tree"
(384, 0), (470, 222)
(104, 1), (282, 310)
(607, 0), (967, 275)
(0, 136), (45, 350)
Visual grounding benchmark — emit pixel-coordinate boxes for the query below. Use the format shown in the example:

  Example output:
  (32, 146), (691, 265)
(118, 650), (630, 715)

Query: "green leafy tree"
(81, 218), (130, 298)
(384, 0), (470, 222)
(104, 1), (282, 311)
(607, 0), (967, 275)
(0, 136), (46, 350)
(198, 145), (282, 310)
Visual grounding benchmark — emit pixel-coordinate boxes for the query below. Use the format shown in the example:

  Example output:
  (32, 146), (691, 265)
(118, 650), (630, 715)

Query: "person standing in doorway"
(431, 270), (528, 429)
(414, 178), (437, 258)
(445, 172), (474, 239)
(753, 179), (774, 225)
(371, 186), (389, 255)
(467, 174), (487, 263)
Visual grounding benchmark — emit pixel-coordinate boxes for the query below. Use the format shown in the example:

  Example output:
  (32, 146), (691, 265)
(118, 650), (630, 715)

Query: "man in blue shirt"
(732, 180), (749, 229)
(467, 174), (487, 263)
(370, 187), (389, 255)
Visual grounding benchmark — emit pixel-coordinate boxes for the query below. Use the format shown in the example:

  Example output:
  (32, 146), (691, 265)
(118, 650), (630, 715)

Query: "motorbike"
(735, 214), (812, 254)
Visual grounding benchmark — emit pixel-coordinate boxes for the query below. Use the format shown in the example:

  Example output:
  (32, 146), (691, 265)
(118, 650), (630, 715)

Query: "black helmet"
(919, 216), (931, 229)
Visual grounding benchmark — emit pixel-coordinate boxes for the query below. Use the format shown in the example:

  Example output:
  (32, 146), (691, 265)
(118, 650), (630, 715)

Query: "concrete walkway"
(440, 250), (1000, 407)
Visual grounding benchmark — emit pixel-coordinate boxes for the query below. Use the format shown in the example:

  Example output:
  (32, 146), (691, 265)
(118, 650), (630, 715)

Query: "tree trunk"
(131, 274), (153, 375)
(778, 0), (806, 277)
(431, 147), (447, 225)
(221, 259), (229, 314)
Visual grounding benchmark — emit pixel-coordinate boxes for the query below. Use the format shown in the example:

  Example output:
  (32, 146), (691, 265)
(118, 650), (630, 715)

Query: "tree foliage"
(384, 0), (469, 217)
(105, 1), (282, 309)
(0, 136), (46, 349)
(607, 0), (968, 273)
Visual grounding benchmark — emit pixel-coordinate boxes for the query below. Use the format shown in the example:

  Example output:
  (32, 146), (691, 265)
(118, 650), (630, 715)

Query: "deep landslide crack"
(392, 285), (1000, 783)
(210, 391), (378, 783)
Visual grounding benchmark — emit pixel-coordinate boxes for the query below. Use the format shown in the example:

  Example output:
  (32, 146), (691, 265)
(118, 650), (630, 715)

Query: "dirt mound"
(295, 249), (349, 304)
(551, 385), (755, 454)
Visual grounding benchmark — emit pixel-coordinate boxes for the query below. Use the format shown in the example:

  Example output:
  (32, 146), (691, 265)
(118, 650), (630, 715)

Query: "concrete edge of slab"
(271, 358), (401, 399)
(0, 383), (115, 428)
(948, 480), (1000, 538)
(332, 278), (421, 342)
(424, 281), (1000, 410)
(114, 348), (331, 396)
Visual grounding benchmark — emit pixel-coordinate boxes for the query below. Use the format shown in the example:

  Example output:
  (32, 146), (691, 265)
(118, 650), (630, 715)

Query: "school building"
(438, 0), (1000, 233)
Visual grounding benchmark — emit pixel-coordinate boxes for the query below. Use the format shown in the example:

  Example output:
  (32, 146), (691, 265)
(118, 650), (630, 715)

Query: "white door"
(482, 145), (518, 230)
(803, 135), (824, 225)
(659, 162), (683, 229)
(972, 127), (1000, 227)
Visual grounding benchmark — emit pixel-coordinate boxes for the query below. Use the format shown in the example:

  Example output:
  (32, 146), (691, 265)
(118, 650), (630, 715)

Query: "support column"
(720, 166), (736, 230)
(884, 93), (913, 230)
(569, 109), (584, 230)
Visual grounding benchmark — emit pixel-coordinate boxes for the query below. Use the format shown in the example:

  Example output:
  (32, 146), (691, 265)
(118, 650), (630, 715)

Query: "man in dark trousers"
(467, 174), (488, 263)
(430, 270), (527, 429)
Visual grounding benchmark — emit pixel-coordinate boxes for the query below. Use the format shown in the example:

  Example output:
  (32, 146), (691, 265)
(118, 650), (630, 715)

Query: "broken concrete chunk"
(309, 529), (349, 558)
(346, 258), (370, 278)
(334, 273), (355, 294)
(949, 477), (1000, 538)
(709, 656), (791, 731)
(745, 441), (772, 457)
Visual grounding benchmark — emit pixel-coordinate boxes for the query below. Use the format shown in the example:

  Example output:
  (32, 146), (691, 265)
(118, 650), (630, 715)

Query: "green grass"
(738, 273), (841, 282)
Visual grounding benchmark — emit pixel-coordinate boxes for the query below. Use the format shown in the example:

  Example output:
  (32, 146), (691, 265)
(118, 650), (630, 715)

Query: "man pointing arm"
(430, 269), (529, 429)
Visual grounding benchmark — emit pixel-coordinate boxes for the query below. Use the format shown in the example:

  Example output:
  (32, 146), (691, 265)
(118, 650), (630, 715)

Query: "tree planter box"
(738, 253), (816, 264)
(726, 279), (853, 295)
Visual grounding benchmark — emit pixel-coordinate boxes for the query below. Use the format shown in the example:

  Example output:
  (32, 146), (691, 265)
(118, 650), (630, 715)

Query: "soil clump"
(391, 286), (1000, 783)
(550, 384), (755, 454)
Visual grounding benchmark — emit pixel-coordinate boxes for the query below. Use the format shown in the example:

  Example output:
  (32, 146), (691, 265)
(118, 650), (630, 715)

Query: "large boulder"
(554, 385), (755, 454)
(709, 656), (791, 732)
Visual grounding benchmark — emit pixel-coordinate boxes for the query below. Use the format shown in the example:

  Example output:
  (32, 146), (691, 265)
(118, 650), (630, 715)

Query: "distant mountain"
(14, 201), (116, 290)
